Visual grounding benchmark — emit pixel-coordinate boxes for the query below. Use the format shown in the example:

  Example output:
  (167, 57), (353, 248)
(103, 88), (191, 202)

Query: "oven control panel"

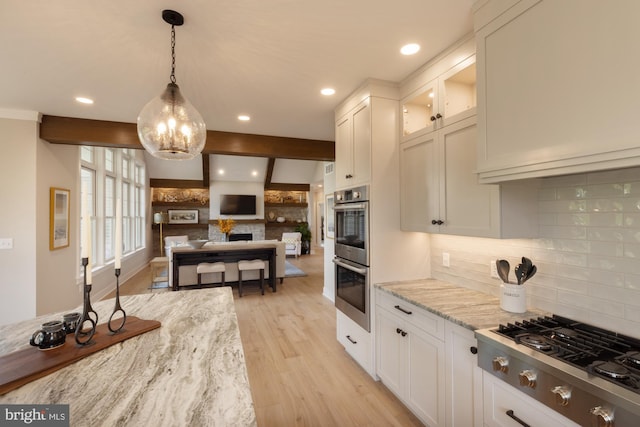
(335, 185), (368, 203)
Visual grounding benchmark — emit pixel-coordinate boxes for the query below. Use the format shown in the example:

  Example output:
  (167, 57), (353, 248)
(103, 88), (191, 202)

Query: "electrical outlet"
(490, 260), (499, 278)
(0, 238), (13, 250)
(442, 252), (450, 267)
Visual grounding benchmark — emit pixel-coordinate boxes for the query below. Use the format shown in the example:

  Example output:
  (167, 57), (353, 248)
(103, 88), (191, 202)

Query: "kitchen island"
(0, 288), (256, 427)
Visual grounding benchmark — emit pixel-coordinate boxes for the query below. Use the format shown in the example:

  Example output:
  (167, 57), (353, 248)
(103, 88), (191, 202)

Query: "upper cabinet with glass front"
(401, 36), (476, 142)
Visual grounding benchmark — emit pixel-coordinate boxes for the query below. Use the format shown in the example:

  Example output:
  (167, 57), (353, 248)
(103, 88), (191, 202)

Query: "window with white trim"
(80, 147), (146, 271)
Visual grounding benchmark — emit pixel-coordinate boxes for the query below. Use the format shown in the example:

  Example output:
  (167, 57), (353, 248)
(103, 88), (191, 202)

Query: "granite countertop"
(375, 279), (549, 331)
(0, 288), (256, 427)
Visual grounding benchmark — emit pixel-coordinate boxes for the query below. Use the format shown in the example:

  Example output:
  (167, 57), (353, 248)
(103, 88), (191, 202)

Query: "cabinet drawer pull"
(505, 410), (530, 427)
(394, 305), (412, 315)
(346, 335), (357, 344)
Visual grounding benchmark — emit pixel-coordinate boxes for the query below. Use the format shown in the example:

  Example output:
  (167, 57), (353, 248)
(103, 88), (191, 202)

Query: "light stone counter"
(0, 288), (256, 427)
(375, 279), (549, 331)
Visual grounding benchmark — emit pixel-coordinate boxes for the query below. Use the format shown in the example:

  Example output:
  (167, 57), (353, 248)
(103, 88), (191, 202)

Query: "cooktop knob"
(590, 406), (614, 427)
(492, 356), (509, 373)
(518, 369), (537, 388)
(551, 386), (571, 407)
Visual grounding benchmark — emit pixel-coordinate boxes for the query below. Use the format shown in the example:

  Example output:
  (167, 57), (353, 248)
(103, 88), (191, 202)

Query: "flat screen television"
(220, 194), (256, 215)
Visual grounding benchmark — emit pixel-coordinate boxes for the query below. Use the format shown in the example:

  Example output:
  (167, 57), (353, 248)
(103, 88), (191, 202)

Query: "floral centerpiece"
(217, 218), (235, 240)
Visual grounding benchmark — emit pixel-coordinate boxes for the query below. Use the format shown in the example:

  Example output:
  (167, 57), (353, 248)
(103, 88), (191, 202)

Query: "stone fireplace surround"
(209, 223), (265, 241)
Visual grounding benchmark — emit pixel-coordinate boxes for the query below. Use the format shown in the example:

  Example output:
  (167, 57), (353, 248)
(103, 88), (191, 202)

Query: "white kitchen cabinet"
(400, 115), (539, 238)
(336, 309), (373, 376)
(376, 290), (446, 426)
(335, 98), (371, 189)
(483, 372), (579, 427)
(445, 322), (483, 427)
(474, 0), (640, 183)
(402, 55), (476, 141)
(400, 117), (497, 237)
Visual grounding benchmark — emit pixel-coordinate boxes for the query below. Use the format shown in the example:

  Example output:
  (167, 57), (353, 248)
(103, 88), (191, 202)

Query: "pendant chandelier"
(137, 10), (206, 160)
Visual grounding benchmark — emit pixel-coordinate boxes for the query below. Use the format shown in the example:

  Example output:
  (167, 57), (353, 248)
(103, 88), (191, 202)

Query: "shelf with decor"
(265, 221), (308, 228)
(264, 202), (308, 208)
(152, 201), (208, 207)
(151, 223), (207, 229)
(208, 219), (266, 225)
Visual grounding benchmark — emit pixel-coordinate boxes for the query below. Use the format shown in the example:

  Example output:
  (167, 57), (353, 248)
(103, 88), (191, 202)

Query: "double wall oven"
(333, 185), (370, 332)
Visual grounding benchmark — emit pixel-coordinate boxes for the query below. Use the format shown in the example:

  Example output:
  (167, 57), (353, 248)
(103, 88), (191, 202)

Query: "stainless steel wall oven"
(334, 185), (370, 332)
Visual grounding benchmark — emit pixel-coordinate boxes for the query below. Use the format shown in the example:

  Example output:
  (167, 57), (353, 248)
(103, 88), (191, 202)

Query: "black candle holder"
(108, 268), (127, 333)
(75, 257), (98, 346)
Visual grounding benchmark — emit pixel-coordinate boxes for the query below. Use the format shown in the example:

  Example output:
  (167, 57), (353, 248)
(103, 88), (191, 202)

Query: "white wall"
(430, 167), (640, 340)
(323, 162), (336, 301)
(36, 140), (81, 315)
(0, 116), (38, 325)
(0, 115), (152, 325)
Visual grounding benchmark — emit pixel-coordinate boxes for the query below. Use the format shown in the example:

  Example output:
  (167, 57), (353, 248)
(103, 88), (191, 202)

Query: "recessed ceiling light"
(218, 169), (225, 175)
(321, 88), (335, 96)
(238, 115), (250, 121)
(400, 43), (420, 56)
(75, 97), (94, 104)
(251, 170), (258, 177)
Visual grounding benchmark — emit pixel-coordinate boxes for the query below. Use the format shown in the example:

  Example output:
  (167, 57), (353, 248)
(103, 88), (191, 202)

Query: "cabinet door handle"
(431, 219), (444, 225)
(346, 335), (357, 344)
(394, 305), (412, 315)
(469, 346), (478, 354)
(505, 410), (530, 427)
(435, 113), (442, 119)
(345, 174), (353, 179)
(396, 328), (407, 337)
(430, 115), (437, 122)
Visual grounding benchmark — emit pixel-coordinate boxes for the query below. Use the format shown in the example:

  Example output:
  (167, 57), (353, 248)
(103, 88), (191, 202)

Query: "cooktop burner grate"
(493, 314), (640, 394)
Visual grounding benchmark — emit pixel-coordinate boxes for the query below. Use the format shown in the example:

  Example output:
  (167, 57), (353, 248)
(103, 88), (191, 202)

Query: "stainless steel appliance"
(334, 185), (369, 266)
(476, 315), (640, 426)
(334, 185), (370, 332)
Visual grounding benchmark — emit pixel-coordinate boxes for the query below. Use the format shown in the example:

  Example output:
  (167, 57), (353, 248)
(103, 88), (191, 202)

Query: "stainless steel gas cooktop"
(476, 315), (640, 426)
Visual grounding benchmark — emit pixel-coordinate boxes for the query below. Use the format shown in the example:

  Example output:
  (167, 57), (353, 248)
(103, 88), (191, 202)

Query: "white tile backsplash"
(430, 166), (640, 339)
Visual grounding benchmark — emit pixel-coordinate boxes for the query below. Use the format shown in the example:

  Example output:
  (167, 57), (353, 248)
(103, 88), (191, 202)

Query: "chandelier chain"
(170, 25), (176, 84)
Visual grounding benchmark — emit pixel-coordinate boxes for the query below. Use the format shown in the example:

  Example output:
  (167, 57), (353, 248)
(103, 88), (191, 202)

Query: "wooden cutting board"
(0, 316), (161, 395)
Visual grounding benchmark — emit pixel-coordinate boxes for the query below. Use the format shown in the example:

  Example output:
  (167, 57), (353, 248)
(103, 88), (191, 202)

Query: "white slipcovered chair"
(164, 235), (189, 258)
(281, 232), (302, 258)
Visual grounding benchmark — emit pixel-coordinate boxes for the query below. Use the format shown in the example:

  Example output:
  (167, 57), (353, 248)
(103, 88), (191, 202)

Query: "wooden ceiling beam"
(150, 179), (208, 189)
(264, 158), (276, 189)
(40, 115), (335, 161)
(265, 183), (311, 191)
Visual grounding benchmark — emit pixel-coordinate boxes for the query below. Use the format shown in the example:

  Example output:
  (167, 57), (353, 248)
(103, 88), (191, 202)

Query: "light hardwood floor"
(107, 247), (423, 426)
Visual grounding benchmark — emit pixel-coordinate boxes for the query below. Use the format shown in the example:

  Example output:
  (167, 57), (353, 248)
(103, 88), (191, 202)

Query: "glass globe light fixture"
(137, 10), (206, 160)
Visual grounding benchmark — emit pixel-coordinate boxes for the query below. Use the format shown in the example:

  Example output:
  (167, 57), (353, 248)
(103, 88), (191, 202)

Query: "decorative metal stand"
(75, 257), (98, 346)
(108, 268), (127, 333)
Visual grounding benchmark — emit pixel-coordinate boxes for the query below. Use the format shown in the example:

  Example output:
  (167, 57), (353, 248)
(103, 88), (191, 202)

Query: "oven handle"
(332, 258), (368, 275)
(334, 203), (367, 211)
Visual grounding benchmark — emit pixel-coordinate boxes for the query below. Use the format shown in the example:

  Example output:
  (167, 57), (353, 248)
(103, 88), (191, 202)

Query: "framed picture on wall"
(50, 187), (70, 250)
(168, 209), (199, 224)
(325, 194), (334, 239)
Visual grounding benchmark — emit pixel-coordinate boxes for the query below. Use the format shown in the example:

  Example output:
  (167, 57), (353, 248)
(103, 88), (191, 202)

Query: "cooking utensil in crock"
(514, 263), (525, 285)
(524, 265), (537, 283)
(497, 259), (510, 283)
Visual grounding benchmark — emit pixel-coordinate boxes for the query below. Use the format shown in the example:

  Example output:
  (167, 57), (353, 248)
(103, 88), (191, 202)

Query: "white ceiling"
(1, 0), (474, 182)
